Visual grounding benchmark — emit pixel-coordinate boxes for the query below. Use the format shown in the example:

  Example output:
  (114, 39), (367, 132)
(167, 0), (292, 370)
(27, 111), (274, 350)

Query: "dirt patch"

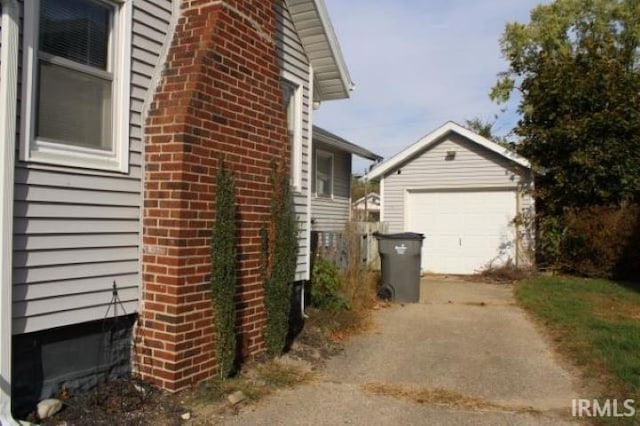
(288, 321), (345, 364)
(34, 379), (187, 426)
(26, 316), (351, 425)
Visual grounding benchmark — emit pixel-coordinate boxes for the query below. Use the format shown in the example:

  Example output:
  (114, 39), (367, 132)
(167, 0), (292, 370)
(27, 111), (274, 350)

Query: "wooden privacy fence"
(311, 222), (388, 270)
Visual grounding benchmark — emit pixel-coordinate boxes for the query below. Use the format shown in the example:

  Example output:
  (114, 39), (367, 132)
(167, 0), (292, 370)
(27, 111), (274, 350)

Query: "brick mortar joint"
(185, 0), (274, 44)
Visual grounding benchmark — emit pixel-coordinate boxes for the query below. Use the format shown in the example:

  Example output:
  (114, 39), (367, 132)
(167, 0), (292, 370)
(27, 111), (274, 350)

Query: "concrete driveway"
(224, 278), (580, 425)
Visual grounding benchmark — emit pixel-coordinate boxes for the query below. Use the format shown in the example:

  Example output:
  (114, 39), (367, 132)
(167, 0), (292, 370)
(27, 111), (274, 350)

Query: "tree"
(464, 117), (515, 151)
(351, 175), (380, 202)
(465, 117), (495, 140)
(491, 0), (640, 215)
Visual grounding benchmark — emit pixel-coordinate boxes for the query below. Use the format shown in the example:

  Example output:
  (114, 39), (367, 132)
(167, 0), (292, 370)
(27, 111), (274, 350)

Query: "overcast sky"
(314, 0), (545, 174)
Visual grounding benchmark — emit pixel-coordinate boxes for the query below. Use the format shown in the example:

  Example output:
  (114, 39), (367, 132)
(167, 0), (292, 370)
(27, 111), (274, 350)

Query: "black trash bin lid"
(373, 232), (425, 240)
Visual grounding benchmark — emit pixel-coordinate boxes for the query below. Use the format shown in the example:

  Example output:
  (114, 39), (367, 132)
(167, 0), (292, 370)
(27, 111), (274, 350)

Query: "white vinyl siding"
(382, 133), (531, 233)
(276, 1), (311, 281)
(0, 4), (3, 81)
(311, 141), (351, 232)
(12, 0), (176, 334)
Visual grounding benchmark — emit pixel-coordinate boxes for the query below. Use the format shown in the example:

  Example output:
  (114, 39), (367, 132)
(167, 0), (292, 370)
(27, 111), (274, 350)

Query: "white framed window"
(315, 149), (333, 198)
(20, 0), (132, 172)
(281, 72), (303, 191)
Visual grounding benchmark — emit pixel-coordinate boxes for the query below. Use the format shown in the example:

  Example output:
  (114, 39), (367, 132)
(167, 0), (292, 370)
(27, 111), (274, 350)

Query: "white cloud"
(315, 0), (544, 172)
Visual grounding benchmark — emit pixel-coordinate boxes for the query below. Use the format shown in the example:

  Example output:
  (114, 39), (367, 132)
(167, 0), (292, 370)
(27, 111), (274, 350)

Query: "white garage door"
(406, 190), (517, 274)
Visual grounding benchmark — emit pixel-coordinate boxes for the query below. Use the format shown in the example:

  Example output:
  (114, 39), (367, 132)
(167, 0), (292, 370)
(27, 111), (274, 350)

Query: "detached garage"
(366, 121), (534, 274)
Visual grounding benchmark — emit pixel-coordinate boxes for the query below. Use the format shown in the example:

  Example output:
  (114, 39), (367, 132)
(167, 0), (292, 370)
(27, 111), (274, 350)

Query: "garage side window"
(20, 0), (131, 172)
(315, 150), (333, 198)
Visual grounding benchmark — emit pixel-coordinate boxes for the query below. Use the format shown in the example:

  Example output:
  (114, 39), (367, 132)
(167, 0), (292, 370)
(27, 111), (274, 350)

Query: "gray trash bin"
(374, 232), (425, 303)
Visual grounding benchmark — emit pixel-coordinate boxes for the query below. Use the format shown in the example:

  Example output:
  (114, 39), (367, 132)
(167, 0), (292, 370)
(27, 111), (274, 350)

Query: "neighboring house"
(0, 0), (352, 417)
(352, 192), (381, 222)
(310, 126), (381, 232)
(366, 121), (534, 275)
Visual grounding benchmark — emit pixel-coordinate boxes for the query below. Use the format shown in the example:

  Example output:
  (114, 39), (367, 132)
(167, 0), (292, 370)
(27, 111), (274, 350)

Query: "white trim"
(366, 121), (530, 181)
(311, 0), (352, 94)
(403, 189), (410, 232)
(314, 149), (334, 199)
(281, 70), (304, 191)
(286, 0), (352, 100)
(304, 65), (314, 281)
(0, 0), (20, 422)
(19, 0), (132, 173)
(380, 179), (385, 222)
(142, 0), (181, 118)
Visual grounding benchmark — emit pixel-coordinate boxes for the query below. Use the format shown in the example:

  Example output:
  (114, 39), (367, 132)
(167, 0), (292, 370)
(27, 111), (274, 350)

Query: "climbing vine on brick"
(262, 160), (298, 355)
(210, 161), (237, 378)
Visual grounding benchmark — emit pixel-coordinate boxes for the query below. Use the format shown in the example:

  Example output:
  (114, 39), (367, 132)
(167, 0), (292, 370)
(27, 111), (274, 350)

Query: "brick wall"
(137, 0), (289, 392)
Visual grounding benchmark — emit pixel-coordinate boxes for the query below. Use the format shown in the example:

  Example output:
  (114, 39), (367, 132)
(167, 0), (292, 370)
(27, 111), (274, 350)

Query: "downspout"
(303, 65), (314, 319)
(0, 0), (19, 424)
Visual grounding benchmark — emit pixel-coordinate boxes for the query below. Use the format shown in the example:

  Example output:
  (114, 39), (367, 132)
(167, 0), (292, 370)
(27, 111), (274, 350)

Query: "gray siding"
(12, 0), (176, 334)
(276, 1), (311, 281)
(382, 133), (531, 233)
(310, 141), (351, 232)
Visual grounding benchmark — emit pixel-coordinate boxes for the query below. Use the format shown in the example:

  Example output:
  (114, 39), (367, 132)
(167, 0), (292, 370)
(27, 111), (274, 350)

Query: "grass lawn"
(516, 276), (640, 408)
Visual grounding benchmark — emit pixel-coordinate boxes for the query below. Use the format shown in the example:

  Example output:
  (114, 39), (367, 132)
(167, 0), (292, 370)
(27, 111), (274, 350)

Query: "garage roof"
(365, 121), (531, 180)
(287, 0), (353, 101)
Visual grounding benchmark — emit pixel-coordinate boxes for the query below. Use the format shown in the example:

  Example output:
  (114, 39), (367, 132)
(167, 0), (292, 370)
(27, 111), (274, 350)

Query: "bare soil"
(34, 379), (186, 426)
(28, 322), (345, 426)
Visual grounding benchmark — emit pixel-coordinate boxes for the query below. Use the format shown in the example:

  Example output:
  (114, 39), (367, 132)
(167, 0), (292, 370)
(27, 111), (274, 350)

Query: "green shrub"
(263, 161), (298, 356)
(562, 204), (640, 279)
(210, 162), (237, 378)
(536, 215), (567, 272)
(311, 258), (349, 311)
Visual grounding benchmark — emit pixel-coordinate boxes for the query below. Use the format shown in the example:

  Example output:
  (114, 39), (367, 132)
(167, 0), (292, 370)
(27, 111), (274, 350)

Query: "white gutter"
(0, 0), (19, 424)
(303, 64), (314, 318)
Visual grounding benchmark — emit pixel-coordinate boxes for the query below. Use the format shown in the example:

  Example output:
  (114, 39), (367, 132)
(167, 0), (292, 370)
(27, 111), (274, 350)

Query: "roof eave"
(365, 121), (531, 181)
(287, 0), (353, 101)
(313, 126), (382, 161)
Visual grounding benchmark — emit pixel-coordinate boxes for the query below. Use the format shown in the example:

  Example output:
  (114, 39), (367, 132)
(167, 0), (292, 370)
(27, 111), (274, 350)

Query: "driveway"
(224, 278), (580, 425)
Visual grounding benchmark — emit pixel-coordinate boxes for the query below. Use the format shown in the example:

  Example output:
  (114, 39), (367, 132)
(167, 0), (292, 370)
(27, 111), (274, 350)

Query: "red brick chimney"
(137, 0), (289, 392)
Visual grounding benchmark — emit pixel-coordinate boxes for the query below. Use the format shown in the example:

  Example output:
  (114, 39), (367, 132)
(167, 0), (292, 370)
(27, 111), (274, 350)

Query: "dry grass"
(307, 223), (382, 341)
(363, 383), (539, 414)
(473, 265), (535, 284)
(194, 357), (315, 407)
(255, 358), (316, 388)
(305, 306), (373, 341)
